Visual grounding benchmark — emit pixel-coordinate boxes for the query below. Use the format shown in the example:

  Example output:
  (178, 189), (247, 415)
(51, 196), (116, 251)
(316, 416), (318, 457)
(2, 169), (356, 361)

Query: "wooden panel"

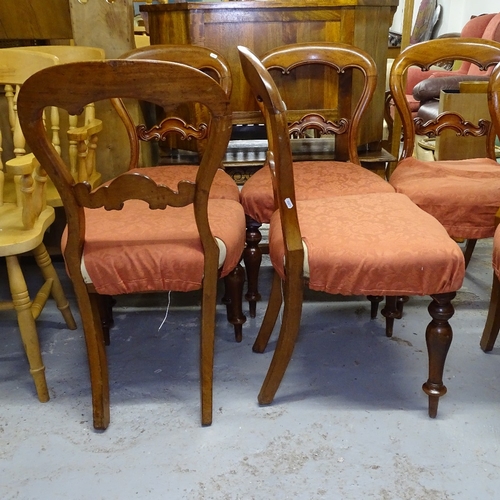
(435, 90), (490, 161)
(0, 0), (72, 40)
(142, 1), (398, 147)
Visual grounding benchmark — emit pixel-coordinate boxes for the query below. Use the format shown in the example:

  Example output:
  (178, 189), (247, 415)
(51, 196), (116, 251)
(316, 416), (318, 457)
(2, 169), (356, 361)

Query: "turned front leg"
(422, 292), (456, 418)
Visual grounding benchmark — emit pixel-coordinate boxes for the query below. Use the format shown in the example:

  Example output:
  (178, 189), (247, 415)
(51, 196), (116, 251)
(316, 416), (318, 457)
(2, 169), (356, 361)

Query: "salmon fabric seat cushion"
(389, 157), (500, 239)
(130, 166), (240, 202)
(269, 193), (465, 296)
(241, 161), (395, 223)
(493, 226), (500, 280)
(73, 198), (245, 296)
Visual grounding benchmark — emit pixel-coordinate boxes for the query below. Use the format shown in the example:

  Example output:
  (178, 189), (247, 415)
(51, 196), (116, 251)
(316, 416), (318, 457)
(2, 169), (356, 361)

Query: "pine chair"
(239, 43), (395, 317)
(0, 49), (59, 204)
(388, 38), (500, 268)
(0, 154), (77, 402)
(17, 59), (246, 429)
(238, 45), (466, 418)
(0, 46), (104, 207)
(479, 62), (500, 353)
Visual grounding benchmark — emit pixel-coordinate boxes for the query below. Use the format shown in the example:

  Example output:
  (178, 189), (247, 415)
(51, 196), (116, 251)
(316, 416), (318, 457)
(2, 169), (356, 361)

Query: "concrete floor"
(1, 239), (500, 499)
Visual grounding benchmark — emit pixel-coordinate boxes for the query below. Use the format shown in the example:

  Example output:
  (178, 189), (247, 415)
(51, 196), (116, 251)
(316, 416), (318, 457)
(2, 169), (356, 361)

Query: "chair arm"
(412, 74), (490, 102)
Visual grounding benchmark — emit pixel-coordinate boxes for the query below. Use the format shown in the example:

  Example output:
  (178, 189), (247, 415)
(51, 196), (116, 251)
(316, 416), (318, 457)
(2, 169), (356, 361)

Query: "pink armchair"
(406, 13), (500, 117)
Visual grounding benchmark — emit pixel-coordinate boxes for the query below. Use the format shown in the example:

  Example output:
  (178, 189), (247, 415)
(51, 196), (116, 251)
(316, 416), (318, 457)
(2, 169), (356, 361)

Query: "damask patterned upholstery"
(269, 193), (464, 296)
(76, 198), (245, 295)
(390, 156), (500, 240)
(241, 160), (394, 225)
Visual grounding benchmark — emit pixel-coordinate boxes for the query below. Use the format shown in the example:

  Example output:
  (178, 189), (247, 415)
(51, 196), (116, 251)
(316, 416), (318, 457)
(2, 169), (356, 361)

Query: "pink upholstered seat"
(79, 198), (245, 296)
(239, 44), (466, 419)
(390, 157), (500, 240)
(242, 160), (394, 225)
(389, 38), (500, 267)
(269, 193), (464, 297)
(240, 42), (395, 317)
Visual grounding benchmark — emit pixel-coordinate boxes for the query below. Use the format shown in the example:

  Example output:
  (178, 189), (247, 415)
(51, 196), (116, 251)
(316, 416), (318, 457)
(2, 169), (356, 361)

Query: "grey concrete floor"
(1, 239), (500, 499)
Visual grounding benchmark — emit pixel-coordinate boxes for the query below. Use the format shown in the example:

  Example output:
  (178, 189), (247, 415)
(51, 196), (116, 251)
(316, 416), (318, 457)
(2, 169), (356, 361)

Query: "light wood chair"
(239, 45), (466, 419)
(18, 58), (246, 430)
(15, 46), (106, 206)
(0, 49), (59, 205)
(0, 154), (77, 402)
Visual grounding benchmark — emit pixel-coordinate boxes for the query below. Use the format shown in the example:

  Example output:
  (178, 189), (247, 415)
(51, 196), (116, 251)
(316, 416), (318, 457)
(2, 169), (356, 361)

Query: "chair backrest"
(15, 46), (106, 183)
(116, 44), (232, 167)
(389, 37), (500, 160)
(258, 42), (378, 163)
(0, 154), (53, 256)
(237, 45), (308, 262)
(17, 59), (232, 276)
(0, 49), (59, 204)
(488, 62), (500, 137)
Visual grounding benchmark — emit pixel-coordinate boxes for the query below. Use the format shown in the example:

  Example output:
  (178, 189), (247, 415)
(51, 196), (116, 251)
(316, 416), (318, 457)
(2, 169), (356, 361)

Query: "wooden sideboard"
(141, 0), (399, 152)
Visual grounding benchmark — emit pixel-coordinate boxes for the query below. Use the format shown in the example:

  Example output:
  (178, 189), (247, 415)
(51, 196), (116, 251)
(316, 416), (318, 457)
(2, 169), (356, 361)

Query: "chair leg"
(75, 285), (110, 430)
(381, 296), (399, 337)
(253, 270), (283, 353)
(422, 291), (456, 418)
(95, 294), (115, 346)
(367, 295), (384, 319)
(480, 273), (500, 352)
(463, 239), (477, 269)
(6, 255), (49, 402)
(258, 270), (303, 405)
(243, 217), (262, 318)
(200, 266), (218, 427)
(222, 263), (246, 343)
(32, 243), (77, 330)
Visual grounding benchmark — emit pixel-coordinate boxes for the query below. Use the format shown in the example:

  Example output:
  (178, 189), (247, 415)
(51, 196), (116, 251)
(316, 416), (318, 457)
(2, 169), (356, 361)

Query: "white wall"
(391, 0), (499, 36)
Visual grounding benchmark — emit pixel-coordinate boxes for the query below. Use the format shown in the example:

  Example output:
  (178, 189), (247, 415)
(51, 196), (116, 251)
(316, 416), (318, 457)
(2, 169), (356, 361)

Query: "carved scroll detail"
(74, 173), (196, 211)
(288, 113), (348, 138)
(415, 112), (490, 138)
(136, 117), (208, 142)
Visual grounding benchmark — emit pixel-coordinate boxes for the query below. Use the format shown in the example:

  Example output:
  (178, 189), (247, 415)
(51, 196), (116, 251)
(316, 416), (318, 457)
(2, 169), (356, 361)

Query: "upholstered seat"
(75, 197), (245, 296)
(241, 160), (394, 226)
(269, 193), (464, 296)
(390, 157), (500, 240)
